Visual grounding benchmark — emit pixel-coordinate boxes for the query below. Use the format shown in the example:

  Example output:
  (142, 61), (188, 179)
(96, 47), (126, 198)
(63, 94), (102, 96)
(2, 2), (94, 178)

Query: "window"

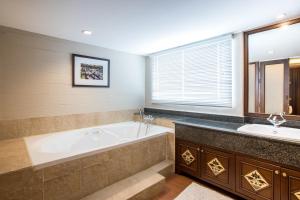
(150, 35), (233, 107)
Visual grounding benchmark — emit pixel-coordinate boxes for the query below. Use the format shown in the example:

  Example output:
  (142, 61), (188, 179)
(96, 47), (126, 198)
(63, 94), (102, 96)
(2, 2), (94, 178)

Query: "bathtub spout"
(138, 107), (144, 122)
(136, 107), (144, 138)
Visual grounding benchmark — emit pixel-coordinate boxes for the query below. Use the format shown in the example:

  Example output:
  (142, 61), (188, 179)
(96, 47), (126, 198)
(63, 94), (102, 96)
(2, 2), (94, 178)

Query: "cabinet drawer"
(201, 147), (235, 191)
(236, 156), (281, 200)
(175, 139), (200, 177)
(281, 168), (300, 200)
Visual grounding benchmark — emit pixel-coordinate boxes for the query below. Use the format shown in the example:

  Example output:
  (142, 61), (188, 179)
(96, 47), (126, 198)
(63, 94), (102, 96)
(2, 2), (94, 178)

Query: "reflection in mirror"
(248, 22), (300, 115)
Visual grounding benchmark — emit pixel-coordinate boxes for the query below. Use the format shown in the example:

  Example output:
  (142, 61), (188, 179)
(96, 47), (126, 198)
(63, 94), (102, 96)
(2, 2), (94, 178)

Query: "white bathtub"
(24, 121), (173, 168)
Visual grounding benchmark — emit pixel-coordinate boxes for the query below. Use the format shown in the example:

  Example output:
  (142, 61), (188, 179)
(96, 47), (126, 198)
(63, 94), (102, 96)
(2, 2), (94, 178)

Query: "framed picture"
(72, 54), (110, 87)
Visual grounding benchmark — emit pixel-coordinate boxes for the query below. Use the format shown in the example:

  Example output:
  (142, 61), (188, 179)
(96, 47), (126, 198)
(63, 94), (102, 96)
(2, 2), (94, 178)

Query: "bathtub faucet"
(137, 107), (154, 136)
(138, 107), (144, 122)
(143, 115), (154, 124)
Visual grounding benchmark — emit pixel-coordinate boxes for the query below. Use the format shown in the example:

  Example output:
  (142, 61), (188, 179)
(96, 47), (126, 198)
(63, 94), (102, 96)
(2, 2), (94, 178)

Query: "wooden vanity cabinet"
(236, 156), (281, 200)
(200, 146), (235, 191)
(281, 168), (300, 200)
(175, 138), (300, 200)
(175, 139), (200, 178)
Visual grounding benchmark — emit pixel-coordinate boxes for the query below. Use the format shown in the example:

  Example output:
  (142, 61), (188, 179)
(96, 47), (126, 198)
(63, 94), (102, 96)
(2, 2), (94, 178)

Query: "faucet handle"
(143, 115), (154, 122)
(280, 112), (286, 118)
(148, 115), (154, 121)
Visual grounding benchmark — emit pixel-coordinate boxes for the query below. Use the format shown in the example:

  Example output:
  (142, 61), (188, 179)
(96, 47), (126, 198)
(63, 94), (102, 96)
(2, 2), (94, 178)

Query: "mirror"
(246, 19), (300, 116)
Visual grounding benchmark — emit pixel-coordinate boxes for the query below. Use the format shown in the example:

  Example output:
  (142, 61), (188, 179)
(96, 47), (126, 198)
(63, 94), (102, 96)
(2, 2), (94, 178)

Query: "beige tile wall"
(0, 109), (136, 140)
(0, 26), (145, 121)
(0, 135), (167, 200)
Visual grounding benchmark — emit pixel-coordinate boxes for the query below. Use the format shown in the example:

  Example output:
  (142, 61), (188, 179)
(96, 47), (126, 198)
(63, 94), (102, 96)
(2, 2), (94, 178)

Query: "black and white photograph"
(72, 54), (110, 87)
(80, 64), (103, 80)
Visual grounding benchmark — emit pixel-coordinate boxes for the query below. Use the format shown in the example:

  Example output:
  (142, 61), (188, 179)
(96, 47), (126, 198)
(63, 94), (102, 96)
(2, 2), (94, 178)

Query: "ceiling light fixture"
(280, 23), (289, 30)
(276, 13), (287, 20)
(82, 30), (92, 35)
(267, 50), (274, 55)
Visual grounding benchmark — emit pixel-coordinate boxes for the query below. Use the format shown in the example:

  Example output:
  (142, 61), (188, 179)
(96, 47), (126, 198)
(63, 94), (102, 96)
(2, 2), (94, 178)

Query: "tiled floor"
(155, 174), (244, 200)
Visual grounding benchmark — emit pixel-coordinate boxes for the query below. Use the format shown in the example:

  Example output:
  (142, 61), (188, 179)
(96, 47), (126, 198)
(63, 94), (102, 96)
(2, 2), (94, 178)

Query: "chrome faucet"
(143, 114), (154, 124)
(144, 114), (154, 135)
(137, 107), (155, 135)
(138, 107), (144, 122)
(267, 112), (286, 128)
(138, 107), (154, 123)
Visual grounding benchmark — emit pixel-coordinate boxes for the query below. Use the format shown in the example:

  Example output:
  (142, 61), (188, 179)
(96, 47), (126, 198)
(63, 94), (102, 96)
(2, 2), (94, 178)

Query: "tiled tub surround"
(0, 125), (173, 200)
(0, 109), (136, 140)
(133, 114), (175, 161)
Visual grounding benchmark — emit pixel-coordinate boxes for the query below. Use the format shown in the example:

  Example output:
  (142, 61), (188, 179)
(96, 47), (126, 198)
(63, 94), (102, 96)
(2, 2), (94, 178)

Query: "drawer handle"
(201, 149), (204, 153)
(197, 148), (200, 151)
(274, 170), (279, 175)
(282, 172), (287, 177)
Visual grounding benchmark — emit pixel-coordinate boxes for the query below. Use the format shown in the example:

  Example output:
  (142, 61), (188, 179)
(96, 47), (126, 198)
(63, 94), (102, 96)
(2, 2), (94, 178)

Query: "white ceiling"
(249, 22), (300, 62)
(0, 0), (300, 55)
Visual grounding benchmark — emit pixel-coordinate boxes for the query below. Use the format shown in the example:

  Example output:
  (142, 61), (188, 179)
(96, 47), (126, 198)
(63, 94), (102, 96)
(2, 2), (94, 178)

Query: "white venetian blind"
(150, 35), (232, 107)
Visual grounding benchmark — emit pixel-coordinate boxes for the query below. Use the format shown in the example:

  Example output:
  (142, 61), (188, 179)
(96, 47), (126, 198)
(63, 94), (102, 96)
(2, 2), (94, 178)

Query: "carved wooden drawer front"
(281, 168), (300, 200)
(200, 147), (235, 191)
(175, 139), (200, 177)
(236, 156), (281, 200)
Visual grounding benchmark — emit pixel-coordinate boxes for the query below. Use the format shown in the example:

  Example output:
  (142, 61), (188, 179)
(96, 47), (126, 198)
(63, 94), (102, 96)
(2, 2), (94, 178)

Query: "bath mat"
(174, 182), (236, 200)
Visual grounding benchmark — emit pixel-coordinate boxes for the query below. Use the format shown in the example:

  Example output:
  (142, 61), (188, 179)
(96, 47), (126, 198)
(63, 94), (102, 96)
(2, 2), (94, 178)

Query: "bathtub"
(25, 121), (173, 168)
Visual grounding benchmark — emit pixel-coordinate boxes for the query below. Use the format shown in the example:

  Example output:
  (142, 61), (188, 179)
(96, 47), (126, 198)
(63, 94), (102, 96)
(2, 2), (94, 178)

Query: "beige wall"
(0, 26), (145, 121)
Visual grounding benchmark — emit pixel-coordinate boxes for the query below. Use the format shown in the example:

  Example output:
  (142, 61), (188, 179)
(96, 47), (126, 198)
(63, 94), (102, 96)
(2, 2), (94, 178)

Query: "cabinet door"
(175, 139), (200, 177)
(200, 147), (235, 191)
(236, 156), (281, 200)
(281, 168), (300, 200)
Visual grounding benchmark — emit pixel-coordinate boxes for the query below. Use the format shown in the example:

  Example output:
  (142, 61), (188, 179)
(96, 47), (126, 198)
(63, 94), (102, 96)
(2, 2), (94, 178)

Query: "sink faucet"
(267, 112), (286, 128)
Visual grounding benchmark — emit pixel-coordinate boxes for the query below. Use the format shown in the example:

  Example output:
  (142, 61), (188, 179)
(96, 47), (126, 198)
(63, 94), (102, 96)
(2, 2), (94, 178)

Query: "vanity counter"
(174, 118), (243, 134)
(175, 122), (300, 169)
(143, 110), (300, 168)
(147, 111), (300, 146)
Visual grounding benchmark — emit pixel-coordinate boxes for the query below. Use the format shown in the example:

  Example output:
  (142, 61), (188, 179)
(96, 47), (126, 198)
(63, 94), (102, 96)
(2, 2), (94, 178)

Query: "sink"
(237, 124), (300, 143)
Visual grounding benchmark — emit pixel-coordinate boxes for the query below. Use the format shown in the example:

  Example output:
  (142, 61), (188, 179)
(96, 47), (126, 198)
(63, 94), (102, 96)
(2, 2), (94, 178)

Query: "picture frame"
(72, 54), (110, 87)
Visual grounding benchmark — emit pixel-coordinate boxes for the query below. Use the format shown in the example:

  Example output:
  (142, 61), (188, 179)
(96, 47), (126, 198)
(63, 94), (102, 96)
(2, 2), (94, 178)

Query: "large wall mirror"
(244, 18), (300, 118)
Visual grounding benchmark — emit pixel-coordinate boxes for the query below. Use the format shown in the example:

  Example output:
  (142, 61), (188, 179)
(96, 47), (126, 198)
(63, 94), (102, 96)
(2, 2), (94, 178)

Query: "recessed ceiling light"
(280, 23), (289, 30)
(277, 13), (287, 20)
(267, 50), (274, 55)
(82, 30), (92, 35)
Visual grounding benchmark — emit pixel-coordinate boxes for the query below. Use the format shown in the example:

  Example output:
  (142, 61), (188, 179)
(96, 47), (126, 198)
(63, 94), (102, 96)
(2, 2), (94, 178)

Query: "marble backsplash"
(0, 109), (136, 140)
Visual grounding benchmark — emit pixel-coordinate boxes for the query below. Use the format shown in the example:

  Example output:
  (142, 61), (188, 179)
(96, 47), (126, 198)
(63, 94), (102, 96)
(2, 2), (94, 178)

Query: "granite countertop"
(145, 112), (244, 133)
(174, 117), (300, 146)
(174, 118), (243, 133)
(146, 112), (300, 146)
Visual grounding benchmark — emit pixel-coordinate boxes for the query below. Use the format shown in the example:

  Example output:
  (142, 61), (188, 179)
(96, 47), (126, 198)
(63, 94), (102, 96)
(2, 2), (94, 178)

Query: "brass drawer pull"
(201, 149), (204, 152)
(275, 170), (279, 175)
(282, 172), (287, 177)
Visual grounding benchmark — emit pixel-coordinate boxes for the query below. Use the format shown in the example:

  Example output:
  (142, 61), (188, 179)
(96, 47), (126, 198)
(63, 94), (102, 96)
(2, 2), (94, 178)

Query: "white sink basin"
(237, 124), (300, 143)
